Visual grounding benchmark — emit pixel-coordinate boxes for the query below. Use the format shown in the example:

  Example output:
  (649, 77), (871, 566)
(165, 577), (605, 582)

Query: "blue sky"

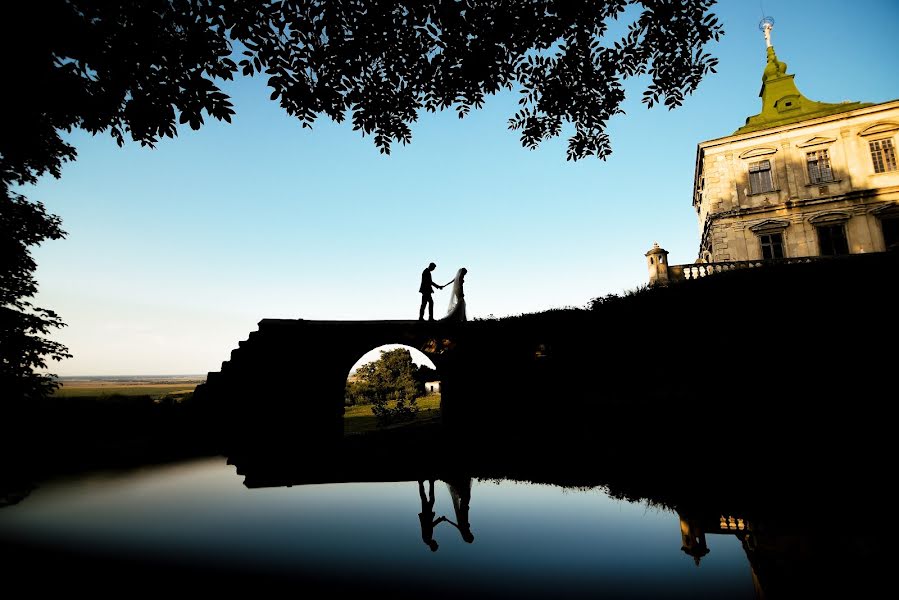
(24, 0), (899, 375)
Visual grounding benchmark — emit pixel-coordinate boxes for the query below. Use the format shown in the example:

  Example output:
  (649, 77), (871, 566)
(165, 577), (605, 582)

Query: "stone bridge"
(192, 309), (682, 449)
(194, 318), (477, 442)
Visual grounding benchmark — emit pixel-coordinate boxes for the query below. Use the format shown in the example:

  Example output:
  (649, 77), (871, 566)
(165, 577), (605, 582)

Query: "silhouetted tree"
(414, 364), (439, 385)
(3, 0), (238, 403)
(0, 187), (71, 401)
(352, 348), (423, 423)
(1, 1), (721, 400)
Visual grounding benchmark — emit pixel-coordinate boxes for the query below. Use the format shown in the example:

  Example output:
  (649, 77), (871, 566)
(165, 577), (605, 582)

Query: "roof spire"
(733, 18), (871, 135)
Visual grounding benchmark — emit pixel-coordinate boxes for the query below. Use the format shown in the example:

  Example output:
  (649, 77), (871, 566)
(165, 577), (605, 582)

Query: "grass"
(54, 382), (201, 399)
(344, 393), (442, 436)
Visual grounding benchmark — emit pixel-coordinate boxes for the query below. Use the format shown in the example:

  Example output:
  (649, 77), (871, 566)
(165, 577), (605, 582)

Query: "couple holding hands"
(419, 262), (467, 322)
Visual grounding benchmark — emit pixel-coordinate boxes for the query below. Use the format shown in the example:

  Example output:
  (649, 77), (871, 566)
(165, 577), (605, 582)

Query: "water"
(0, 456), (758, 598)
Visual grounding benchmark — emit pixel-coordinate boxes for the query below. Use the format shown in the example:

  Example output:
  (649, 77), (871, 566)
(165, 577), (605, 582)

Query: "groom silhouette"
(419, 262), (443, 321)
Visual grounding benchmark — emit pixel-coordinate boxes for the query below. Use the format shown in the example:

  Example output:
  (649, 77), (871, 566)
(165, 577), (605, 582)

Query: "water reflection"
(418, 479), (447, 551)
(444, 477), (474, 544)
(416, 477), (474, 551)
(673, 506), (890, 600)
(678, 511), (711, 565)
(0, 457), (885, 598)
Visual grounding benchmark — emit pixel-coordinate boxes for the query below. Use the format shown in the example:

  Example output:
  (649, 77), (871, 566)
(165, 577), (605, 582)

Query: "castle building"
(648, 20), (899, 285)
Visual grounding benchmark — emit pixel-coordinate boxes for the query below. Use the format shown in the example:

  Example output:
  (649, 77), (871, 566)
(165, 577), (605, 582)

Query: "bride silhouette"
(441, 268), (467, 322)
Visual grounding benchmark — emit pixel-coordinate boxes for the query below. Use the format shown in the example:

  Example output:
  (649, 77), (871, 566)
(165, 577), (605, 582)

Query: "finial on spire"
(759, 16), (775, 48)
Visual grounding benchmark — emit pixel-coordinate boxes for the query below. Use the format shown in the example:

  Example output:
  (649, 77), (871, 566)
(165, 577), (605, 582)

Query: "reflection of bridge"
(220, 450), (862, 600)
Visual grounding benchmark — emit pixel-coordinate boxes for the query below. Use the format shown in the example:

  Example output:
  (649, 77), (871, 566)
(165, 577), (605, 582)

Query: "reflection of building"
(648, 23), (899, 286)
(679, 513), (710, 566)
(677, 511), (750, 567)
(674, 507), (888, 600)
(676, 510), (765, 596)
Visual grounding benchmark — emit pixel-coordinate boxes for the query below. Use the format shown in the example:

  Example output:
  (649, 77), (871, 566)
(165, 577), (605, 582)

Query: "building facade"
(648, 26), (899, 285)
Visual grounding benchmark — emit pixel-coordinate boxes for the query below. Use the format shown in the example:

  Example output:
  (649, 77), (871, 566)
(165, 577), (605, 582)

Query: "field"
(54, 377), (204, 400)
(344, 393), (441, 435)
(50, 377), (438, 435)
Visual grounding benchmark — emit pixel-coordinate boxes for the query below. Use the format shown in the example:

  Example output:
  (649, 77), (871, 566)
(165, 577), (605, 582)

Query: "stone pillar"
(645, 242), (670, 286)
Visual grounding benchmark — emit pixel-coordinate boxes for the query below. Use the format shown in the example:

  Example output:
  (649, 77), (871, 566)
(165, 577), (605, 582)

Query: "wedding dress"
(443, 268), (467, 322)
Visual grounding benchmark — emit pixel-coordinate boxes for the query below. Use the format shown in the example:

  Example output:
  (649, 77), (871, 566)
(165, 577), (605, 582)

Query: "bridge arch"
(195, 319), (461, 444)
(344, 343), (442, 435)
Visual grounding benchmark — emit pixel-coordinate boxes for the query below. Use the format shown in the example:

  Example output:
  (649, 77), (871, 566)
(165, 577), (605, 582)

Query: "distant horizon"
(57, 374), (208, 380)
(54, 341), (436, 379)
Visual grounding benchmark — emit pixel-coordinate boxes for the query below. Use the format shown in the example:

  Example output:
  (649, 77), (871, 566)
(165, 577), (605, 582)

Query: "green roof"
(734, 46), (871, 135)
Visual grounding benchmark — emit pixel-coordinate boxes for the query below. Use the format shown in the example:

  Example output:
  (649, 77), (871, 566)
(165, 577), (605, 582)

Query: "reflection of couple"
(417, 478), (474, 551)
(444, 477), (474, 543)
(419, 262), (467, 322)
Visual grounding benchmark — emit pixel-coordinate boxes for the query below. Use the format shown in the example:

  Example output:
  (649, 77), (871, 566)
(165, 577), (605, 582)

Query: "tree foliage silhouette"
(1, 1), (721, 400)
(415, 364), (439, 385)
(0, 188), (71, 401)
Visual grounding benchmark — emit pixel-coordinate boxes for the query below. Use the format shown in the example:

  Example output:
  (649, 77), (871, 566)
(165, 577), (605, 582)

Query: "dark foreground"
(1, 415), (892, 599)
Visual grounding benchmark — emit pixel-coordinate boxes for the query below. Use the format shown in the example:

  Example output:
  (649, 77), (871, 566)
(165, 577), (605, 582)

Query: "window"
(748, 160), (774, 194)
(806, 149), (834, 183)
(817, 224), (849, 256)
(759, 233), (785, 259)
(869, 139), (897, 173)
